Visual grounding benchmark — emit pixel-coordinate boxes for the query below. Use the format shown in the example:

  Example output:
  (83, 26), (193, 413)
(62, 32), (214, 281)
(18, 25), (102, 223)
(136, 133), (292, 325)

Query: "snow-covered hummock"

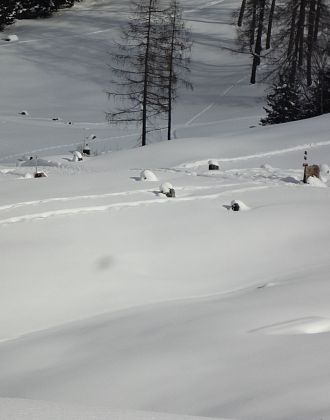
(140, 169), (158, 181)
(260, 163), (273, 170)
(320, 163), (330, 182)
(4, 34), (19, 42)
(159, 182), (174, 194)
(307, 176), (327, 188)
(230, 199), (250, 211)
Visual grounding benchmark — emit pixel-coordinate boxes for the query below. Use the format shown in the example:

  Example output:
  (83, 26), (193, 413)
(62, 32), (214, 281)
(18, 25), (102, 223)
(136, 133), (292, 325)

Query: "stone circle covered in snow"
(230, 199), (250, 211)
(140, 169), (158, 182)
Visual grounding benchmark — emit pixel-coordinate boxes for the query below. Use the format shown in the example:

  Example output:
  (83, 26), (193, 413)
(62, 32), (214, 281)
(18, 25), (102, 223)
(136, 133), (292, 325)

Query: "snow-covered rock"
(19, 110), (29, 116)
(230, 199), (250, 211)
(208, 159), (219, 167)
(72, 151), (83, 162)
(4, 34), (19, 42)
(140, 169), (158, 181)
(159, 182), (174, 194)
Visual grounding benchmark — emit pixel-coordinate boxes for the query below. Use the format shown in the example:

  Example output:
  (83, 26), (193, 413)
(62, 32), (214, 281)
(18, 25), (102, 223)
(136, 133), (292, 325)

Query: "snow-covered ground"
(1, 1), (330, 420)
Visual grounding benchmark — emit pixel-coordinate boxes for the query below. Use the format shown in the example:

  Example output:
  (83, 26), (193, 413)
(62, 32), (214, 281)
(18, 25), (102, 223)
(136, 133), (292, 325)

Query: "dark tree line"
(0, 0), (79, 31)
(235, 0), (330, 124)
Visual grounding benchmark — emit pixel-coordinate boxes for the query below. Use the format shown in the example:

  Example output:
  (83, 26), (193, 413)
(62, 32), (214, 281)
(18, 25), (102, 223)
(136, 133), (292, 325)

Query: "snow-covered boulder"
(140, 169), (158, 181)
(230, 199), (250, 211)
(160, 182), (174, 194)
(208, 159), (219, 170)
(72, 151), (83, 162)
(34, 171), (47, 178)
(4, 34), (19, 42)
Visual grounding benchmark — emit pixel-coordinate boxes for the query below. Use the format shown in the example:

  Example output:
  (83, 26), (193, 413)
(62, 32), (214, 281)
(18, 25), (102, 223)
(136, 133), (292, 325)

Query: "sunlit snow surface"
(1, 1), (330, 420)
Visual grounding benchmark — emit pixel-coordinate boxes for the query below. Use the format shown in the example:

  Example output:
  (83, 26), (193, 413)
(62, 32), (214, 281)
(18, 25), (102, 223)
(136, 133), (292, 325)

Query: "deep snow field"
(1, 1), (330, 420)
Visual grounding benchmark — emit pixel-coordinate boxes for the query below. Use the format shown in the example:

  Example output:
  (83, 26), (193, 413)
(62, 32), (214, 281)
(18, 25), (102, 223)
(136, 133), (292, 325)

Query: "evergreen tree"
(261, 75), (306, 124)
(0, 0), (16, 31)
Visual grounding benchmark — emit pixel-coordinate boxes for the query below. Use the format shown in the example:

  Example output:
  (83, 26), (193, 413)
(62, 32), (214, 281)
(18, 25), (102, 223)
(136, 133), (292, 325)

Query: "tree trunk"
(250, 0), (257, 47)
(266, 0), (276, 49)
(238, 0), (247, 27)
(313, 0), (321, 43)
(297, 0), (306, 68)
(142, 0), (154, 147)
(306, 0), (316, 86)
(167, 6), (176, 140)
(287, 0), (298, 58)
(250, 0), (266, 84)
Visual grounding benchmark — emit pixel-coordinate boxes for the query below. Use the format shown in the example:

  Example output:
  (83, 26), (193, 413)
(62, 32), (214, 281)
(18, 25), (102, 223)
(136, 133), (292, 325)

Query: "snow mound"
(251, 317), (330, 335)
(160, 182), (174, 194)
(4, 34), (19, 42)
(260, 163), (273, 170)
(230, 199), (250, 211)
(24, 172), (34, 179)
(320, 163), (330, 182)
(307, 176), (327, 188)
(140, 169), (158, 182)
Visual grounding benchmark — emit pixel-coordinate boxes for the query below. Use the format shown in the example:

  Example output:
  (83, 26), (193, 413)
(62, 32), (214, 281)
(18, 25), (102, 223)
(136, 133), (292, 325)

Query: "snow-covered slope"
(1, 1), (330, 420)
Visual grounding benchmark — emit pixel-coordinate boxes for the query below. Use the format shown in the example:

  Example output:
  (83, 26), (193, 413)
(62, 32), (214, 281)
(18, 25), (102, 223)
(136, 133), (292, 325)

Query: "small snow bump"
(307, 176), (327, 188)
(4, 34), (19, 42)
(260, 163), (273, 170)
(140, 169), (158, 182)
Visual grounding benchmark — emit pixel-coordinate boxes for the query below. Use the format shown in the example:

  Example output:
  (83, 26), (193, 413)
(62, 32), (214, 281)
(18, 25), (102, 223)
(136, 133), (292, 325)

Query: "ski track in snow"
(0, 186), (268, 226)
(178, 140), (330, 168)
(0, 182), (252, 213)
(0, 134), (137, 163)
(184, 76), (247, 127)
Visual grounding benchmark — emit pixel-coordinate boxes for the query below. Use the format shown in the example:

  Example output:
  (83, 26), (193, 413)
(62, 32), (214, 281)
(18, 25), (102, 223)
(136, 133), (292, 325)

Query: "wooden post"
(303, 151), (308, 183)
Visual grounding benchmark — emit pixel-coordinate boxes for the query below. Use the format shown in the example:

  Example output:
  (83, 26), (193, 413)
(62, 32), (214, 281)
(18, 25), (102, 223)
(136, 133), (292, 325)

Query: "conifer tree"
(261, 75), (306, 124)
(0, 0), (16, 31)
